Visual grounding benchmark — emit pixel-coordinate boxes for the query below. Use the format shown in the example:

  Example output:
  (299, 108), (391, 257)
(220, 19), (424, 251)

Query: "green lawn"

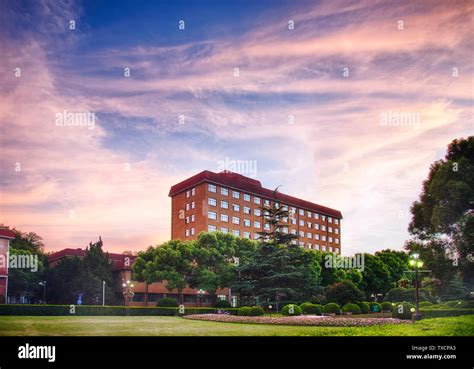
(0, 315), (473, 336)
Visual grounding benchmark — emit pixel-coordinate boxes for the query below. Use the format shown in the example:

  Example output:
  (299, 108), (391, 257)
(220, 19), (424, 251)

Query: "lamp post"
(122, 280), (134, 316)
(197, 289), (205, 307)
(38, 281), (46, 304)
(409, 253), (424, 321)
(102, 281), (106, 306)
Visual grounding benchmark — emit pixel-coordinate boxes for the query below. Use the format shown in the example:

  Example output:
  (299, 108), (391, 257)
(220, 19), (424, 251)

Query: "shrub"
(324, 281), (365, 306)
(156, 297), (179, 307)
(248, 306), (265, 316)
(419, 301), (434, 308)
(381, 302), (393, 311)
(237, 306), (251, 316)
(342, 303), (361, 315)
(369, 302), (382, 313)
(443, 300), (473, 308)
(355, 302), (370, 314)
(300, 302), (322, 315)
(392, 302), (414, 320)
(419, 308), (474, 318)
(384, 287), (431, 303)
(214, 300), (231, 308)
(281, 304), (302, 316)
(322, 303), (341, 315)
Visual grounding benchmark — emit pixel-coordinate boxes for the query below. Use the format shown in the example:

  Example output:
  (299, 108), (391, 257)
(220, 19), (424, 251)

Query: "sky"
(0, 0), (472, 255)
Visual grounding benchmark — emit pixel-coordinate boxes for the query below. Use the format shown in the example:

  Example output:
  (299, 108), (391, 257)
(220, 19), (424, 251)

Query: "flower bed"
(184, 314), (412, 327)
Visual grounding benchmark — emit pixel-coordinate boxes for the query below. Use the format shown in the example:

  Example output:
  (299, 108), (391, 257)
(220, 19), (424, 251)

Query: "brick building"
(0, 227), (15, 303)
(169, 170), (343, 253)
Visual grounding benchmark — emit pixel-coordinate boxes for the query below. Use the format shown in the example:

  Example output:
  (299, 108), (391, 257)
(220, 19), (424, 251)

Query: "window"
(185, 216), (189, 224)
(186, 190), (190, 198)
(315, 234), (320, 240)
(243, 194), (251, 201)
(291, 239), (297, 245)
(208, 225), (217, 232)
(299, 231), (304, 237)
(208, 184), (217, 193)
(328, 217), (333, 223)
(299, 220), (304, 226)
(335, 238), (339, 244)
(307, 211), (311, 217)
(322, 225), (326, 231)
(307, 232), (312, 239)
(232, 204), (240, 212)
(191, 201), (195, 209)
(254, 221), (261, 228)
(292, 219), (296, 225)
(232, 230), (240, 237)
(221, 227), (228, 233)
(299, 241), (304, 246)
(254, 233), (260, 240)
(329, 227), (333, 233)
(291, 207), (296, 213)
(322, 245), (327, 251)
(322, 235), (327, 241)
(208, 211), (217, 220)
(315, 244), (320, 250)
(329, 246), (333, 252)
(191, 214), (195, 222)
(232, 216), (240, 225)
(243, 231), (251, 239)
(314, 213), (319, 220)
(282, 227), (288, 234)
(185, 229), (189, 237)
(307, 244), (312, 249)
(335, 229), (339, 234)
(307, 222), (312, 228)
(335, 219), (339, 225)
(208, 198), (217, 206)
(254, 209), (261, 216)
(220, 214), (229, 222)
(254, 197), (261, 205)
(244, 219), (251, 227)
(282, 205), (288, 211)
(232, 190), (240, 199)
(322, 215), (326, 221)
(221, 201), (228, 209)
(243, 206), (250, 214)
(191, 228), (195, 235)
(299, 209), (304, 216)
(329, 236), (333, 242)
(221, 187), (228, 196)
(264, 199), (270, 206)
(315, 224), (320, 230)
(291, 229), (297, 235)
(264, 223), (270, 230)
(191, 187), (195, 196)
(185, 203), (190, 211)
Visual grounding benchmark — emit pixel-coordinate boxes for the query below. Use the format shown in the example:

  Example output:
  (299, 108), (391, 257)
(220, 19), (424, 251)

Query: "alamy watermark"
(0, 254), (38, 272)
(380, 110), (420, 129)
(217, 157), (257, 178)
(55, 110), (96, 130)
(324, 253), (365, 272)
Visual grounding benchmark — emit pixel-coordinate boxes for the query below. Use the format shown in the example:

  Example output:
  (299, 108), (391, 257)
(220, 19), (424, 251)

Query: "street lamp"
(197, 289), (205, 307)
(38, 281), (46, 304)
(122, 280), (135, 316)
(409, 253), (424, 320)
(102, 281), (106, 306)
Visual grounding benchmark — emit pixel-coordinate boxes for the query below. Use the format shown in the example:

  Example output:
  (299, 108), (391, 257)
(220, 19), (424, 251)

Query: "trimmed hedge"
(300, 302), (322, 315)
(419, 301), (434, 308)
(248, 306), (265, 316)
(157, 297), (179, 307)
(322, 303), (341, 315)
(238, 306), (251, 316)
(281, 304), (302, 316)
(0, 304), (239, 316)
(381, 302), (393, 311)
(392, 302), (414, 320)
(215, 300), (232, 308)
(369, 302), (382, 313)
(355, 302), (370, 314)
(419, 308), (474, 318)
(342, 303), (361, 315)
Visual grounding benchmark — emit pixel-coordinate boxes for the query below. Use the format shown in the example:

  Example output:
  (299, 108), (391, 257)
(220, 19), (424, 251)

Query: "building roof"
(48, 248), (136, 270)
(169, 170), (343, 218)
(0, 228), (16, 239)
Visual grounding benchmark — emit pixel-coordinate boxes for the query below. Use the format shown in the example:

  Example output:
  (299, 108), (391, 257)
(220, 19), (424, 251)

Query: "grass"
(0, 315), (472, 336)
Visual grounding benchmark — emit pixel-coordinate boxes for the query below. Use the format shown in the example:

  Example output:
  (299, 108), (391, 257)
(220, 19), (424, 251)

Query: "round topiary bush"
(237, 306), (251, 316)
(369, 302), (382, 313)
(355, 302), (370, 314)
(248, 306), (265, 316)
(322, 303), (341, 315)
(300, 302), (322, 315)
(156, 297), (179, 307)
(281, 304), (302, 316)
(215, 300), (232, 308)
(342, 303), (361, 315)
(392, 302), (414, 320)
(381, 302), (393, 311)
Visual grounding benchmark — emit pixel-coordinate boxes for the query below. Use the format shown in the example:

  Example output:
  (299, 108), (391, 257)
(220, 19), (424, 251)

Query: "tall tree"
(360, 254), (392, 299)
(408, 136), (474, 289)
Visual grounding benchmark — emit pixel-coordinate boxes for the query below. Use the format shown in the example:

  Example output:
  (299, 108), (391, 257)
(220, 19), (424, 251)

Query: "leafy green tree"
(408, 137), (474, 288)
(133, 239), (195, 304)
(440, 274), (468, 301)
(375, 249), (409, 290)
(324, 280), (365, 305)
(360, 254), (392, 299)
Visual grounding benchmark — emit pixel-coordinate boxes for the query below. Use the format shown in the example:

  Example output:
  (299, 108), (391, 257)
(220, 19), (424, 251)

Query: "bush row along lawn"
(0, 315), (472, 336)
